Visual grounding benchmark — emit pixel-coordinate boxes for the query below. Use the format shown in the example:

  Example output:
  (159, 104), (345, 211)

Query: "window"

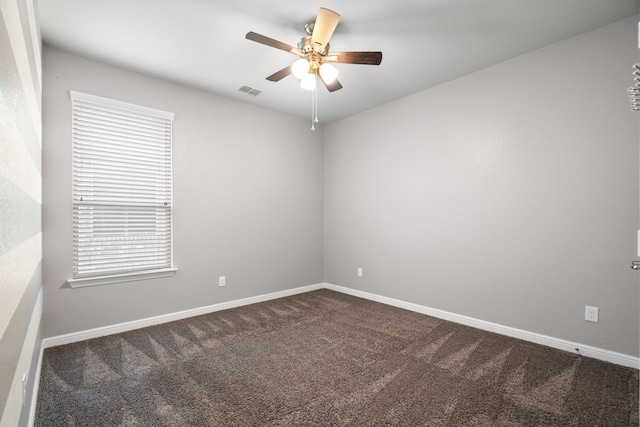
(67, 91), (176, 288)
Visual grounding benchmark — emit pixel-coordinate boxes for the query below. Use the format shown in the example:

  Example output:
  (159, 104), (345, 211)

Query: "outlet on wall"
(585, 305), (599, 323)
(357, 267), (363, 278)
(22, 373), (26, 407)
(219, 276), (226, 287)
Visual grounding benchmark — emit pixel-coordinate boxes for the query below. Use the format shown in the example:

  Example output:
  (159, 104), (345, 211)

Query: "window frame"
(66, 91), (177, 288)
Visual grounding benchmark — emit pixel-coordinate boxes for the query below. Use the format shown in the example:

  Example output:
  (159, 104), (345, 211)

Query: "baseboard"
(28, 330), (45, 427)
(42, 283), (324, 349)
(40, 281), (639, 369)
(324, 283), (640, 369)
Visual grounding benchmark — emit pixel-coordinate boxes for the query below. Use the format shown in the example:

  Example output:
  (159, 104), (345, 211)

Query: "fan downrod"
(304, 21), (314, 36)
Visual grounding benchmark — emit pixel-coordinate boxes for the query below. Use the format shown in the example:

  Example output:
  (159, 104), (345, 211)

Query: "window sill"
(66, 268), (178, 288)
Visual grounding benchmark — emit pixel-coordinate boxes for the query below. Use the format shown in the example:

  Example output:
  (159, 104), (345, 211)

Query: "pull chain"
(314, 74), (319, 124)
(311, 74), (318, 131)
(311, 85), (315, 131)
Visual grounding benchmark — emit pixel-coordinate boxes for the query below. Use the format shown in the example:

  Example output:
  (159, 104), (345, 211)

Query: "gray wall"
(42, 47), (324, 337)
(324, 15), (640, 357)
(42, 15), (639, 360)
(0, 0), (43, 425)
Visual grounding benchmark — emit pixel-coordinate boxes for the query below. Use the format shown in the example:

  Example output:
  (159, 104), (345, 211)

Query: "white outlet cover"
(585, 305), (599, 323)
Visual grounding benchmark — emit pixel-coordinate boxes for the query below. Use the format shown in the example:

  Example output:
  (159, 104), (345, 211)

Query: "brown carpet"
(35, 289), (639, 426)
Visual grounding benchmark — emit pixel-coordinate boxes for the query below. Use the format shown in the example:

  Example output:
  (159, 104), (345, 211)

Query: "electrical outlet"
(219, 276), (226, 287)
(357, 268), (363, 278)
(585, 305), (599, 323)
(22, 373), (26, 407)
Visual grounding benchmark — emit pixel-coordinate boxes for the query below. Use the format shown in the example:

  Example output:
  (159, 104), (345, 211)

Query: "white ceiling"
(38, 0), (639, 124)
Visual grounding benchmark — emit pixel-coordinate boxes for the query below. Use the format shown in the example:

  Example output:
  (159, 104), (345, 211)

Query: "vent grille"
(238, 85), (262, 97)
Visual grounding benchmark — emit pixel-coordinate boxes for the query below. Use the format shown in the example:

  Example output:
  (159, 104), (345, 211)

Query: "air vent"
(238, 85), (262, 97)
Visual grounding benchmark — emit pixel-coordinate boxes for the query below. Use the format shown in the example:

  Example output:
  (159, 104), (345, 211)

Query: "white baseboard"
(41, 282), (639, 369)
(324, 283), (640, 369)
(28, 327), (45, 427)
(42, 283), (324, 349)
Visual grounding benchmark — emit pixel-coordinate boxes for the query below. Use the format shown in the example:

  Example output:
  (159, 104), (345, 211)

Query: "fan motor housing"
(298, 35), (329, 57)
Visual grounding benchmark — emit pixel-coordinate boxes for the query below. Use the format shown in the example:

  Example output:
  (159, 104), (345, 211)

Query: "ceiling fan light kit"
(292, 61), (337, 89)
(246, 7), (382, 129)
(319, 63), (338, 84)
(300, 73), (316, 91)
(292, 58), (310, 79)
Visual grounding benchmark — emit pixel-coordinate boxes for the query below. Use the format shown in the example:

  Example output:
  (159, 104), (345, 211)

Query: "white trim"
(42, 283), (324, 349)
(27, 335), (44, 427)
(324, 283), (640, 369)
(40, 282), (640, 369)
(66, 268), (178, 288)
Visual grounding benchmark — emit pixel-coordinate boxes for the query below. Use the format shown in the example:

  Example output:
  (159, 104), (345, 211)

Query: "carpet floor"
(35, 289), (639, 426)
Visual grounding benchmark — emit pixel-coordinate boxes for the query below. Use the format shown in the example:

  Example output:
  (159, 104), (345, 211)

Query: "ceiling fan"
(245, 7), (382, 93)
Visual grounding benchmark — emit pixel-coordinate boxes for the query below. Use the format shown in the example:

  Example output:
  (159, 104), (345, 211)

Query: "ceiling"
(38, 0), (639, 124)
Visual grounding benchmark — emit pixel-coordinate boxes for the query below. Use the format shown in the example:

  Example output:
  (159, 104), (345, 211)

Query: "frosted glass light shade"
(292, 59), (309, 79)
(319, 63), (338, 83)
(300, 73), (316, 91)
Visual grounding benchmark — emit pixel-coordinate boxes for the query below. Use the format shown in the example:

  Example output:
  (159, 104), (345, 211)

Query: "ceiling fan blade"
(326, 51), (383, 65)
(245, 31), (302, 56)
(319, 74), (342, 92)
(311, 8), (340, 54)
(266, 65), (293, 82)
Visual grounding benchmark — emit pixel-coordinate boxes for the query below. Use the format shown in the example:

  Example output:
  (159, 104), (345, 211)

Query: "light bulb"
(292, 59), (309, 79)
(300, 73), (316, 91)
(319, 63), (338, 83)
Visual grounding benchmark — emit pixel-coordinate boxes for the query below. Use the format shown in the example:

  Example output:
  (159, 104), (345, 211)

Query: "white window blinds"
(70, 91), (175, 282)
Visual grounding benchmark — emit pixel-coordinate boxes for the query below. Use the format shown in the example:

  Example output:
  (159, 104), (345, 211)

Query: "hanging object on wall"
(245, 7), (383, 130)
(629, 63), (640, 111)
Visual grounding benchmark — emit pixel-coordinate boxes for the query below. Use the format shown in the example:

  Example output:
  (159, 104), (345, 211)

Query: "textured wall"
(324, 16), (639, 357)
(0, 0), (43, 425)
(42, 47), (324, 337)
